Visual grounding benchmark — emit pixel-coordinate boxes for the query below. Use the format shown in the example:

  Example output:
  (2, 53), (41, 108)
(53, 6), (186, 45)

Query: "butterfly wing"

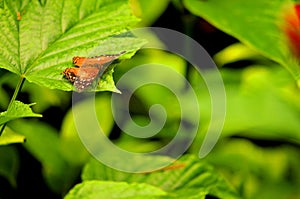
(74, 67), (100, 92)
(62, 68), (78, 83)
(73, 51), (125, 67)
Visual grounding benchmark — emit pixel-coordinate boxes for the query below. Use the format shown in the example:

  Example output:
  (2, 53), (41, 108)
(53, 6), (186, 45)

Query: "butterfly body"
(62, 51), (125, 92)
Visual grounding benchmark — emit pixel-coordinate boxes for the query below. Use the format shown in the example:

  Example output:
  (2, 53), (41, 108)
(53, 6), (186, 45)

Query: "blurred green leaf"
(0, 127), (25, 145)
(213, 43), (270, 67)
(222, 66), (300, 143)
(0, 0), (145, 92)
(60, 94), (114, 166)
(114, 49), (195, 144)
(82, 154), (240, 199)
(0, 72), (70, 112)
(0, 100), (42, 126)
(64, 180), (167, 199)
(0, 70), (13, 109)
(114, 129), (163, 153)
(183, 0), (300, 80)
(131, 0), (170, 26)
(9, 120), (78, 193)
(0, 145), (19, 187)
(204, 139), (300, 199)
(189, 65), (300, 144)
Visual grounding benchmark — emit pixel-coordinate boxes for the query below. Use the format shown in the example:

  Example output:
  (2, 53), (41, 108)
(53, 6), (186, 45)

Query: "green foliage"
(0, 0), (299, 198)
(60, 94), (114, 165)
(0, 101), (41, 126)
(0, 100), (41, 144)
(183, 0), (300, 80)
(0, 0), (143, 189)
(204, 139), (300, 199)
(0, 127), (25, 145)
(65, 181), (167, 199)
(9, 119), (78, 193)
(77, 155), (239, 199)
(131, 0), (170, 26)
(0, 145), (19, 186)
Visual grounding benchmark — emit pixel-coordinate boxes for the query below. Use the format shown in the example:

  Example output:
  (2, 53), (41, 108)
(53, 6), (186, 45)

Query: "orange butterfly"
(63, 51), (125, 92)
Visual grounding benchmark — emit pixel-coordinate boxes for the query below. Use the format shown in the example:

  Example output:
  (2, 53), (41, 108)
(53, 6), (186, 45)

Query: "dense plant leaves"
(81, 154), (240, 198)
(0, 100), (41, 125)
(0, 127), (25, 145)
(64, 181), (167, 199)
(9, 120), (79, 193)
(0, 145), (19, 187)
(0, 0), (145, 92)
(183, 0), (300, 81)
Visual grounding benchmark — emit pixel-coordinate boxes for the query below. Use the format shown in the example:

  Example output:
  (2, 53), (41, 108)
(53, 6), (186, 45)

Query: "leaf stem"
(0, 76), (25, 136)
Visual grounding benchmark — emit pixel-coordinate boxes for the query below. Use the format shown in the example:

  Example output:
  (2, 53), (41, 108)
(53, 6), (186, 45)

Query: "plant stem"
(0, 76), (25, 136)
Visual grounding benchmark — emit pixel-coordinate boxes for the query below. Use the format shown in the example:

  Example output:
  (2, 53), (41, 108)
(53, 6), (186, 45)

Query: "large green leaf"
(81, 155), (240, 199)
(183, 0), (300, 81)
(0, 0), (145, 92)
(64, 181), (167, 199)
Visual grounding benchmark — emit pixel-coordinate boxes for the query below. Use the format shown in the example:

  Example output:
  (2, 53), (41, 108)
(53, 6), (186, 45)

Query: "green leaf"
(0, 126), (25, 145)
(82, 154), (240, 199)
(183, 0), (300, 80)
(213, 43), (270, 67)
(0, 100), (42, 126)
(205, 139), (300, 199)
(0, 145), (19, 187)
(221, 66), (300, 143)
(9, 120), (78, 193)
(0, 0), (145, 92)
(131, 0), (170, 26)
(64, 181), (167, 199)
(60, 94), (114, 165)
(189, 64), (300, 148)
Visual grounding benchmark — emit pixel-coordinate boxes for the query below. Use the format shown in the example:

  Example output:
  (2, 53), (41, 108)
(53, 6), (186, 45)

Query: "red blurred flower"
(283, 3), (300, 59)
